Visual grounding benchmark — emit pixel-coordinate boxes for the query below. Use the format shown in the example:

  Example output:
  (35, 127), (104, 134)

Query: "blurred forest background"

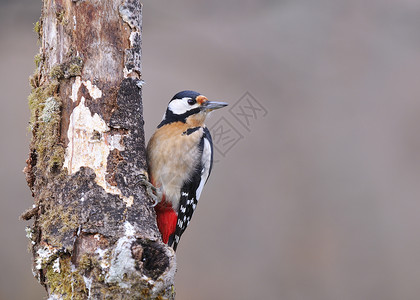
(1, 0), (420, 299)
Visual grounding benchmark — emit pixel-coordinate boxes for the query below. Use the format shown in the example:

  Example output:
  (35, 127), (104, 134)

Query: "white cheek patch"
(168, 98), (199, 115)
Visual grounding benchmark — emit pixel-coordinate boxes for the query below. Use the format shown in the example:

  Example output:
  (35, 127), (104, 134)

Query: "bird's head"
(159, 90), (228, 127)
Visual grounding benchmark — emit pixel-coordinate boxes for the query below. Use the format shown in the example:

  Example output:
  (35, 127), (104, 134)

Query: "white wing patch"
(196, 137), (212, 200)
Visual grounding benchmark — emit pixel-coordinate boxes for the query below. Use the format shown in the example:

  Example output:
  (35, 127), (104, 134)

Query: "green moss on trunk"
(45, 256), (87, 300)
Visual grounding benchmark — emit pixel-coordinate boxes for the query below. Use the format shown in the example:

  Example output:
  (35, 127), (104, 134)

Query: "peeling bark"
(23, 1), (176, 299)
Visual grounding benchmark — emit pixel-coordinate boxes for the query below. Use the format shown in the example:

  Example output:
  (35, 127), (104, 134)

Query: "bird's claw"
(137, 174), (161, 207)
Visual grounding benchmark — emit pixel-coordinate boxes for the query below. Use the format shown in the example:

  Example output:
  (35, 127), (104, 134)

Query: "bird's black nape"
(171, 90), (201, 101)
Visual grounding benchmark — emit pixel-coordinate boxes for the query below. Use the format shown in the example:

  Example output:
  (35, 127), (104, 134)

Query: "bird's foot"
(137, 174), (161, 207)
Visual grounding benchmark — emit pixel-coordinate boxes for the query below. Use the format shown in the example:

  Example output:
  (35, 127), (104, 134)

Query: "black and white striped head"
(158, 90), (228, 127)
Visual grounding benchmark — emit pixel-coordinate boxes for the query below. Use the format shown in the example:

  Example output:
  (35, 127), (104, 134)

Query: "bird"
(145, 90), (228, 251)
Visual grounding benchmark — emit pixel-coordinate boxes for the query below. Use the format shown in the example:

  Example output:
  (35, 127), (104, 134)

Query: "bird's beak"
(201, 101), (228, 111)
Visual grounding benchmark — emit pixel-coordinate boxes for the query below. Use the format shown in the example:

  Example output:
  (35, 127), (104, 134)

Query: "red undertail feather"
(150, 176), (177, 244)
(154, 200), (177, 244)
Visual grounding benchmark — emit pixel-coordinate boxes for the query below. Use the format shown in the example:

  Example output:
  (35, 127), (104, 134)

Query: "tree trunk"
(22, 0), (176, 298)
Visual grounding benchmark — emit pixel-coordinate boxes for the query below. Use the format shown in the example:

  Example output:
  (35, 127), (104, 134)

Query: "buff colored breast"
(147, 122), (203, 209)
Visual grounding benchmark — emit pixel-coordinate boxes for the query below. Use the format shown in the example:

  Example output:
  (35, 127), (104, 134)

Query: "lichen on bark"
(23, 0), (176, 299)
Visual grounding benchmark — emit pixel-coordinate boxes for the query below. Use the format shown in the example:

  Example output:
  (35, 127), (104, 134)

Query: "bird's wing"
(170, 128), (213, 250)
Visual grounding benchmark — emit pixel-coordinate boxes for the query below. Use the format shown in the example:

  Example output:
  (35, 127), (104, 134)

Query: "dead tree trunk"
(22, 0), (176, 298)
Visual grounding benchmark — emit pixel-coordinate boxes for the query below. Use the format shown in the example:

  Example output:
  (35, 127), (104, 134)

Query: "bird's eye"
(187, 98), (196, 105)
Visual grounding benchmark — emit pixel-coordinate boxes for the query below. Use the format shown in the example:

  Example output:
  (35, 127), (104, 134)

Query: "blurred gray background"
(2, 0), (420, 299)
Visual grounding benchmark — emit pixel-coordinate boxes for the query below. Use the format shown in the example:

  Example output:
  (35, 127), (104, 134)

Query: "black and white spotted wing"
(169, 127), (213, 251)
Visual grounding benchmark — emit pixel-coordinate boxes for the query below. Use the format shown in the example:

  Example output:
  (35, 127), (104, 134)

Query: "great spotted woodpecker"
(145, 91), (227, 251)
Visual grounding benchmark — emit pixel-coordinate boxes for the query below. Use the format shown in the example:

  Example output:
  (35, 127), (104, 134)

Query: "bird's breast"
(147, 123), (203, 208)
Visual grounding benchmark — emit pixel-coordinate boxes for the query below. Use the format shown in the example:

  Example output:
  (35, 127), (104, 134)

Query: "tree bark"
(22, 0), (176, 298)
